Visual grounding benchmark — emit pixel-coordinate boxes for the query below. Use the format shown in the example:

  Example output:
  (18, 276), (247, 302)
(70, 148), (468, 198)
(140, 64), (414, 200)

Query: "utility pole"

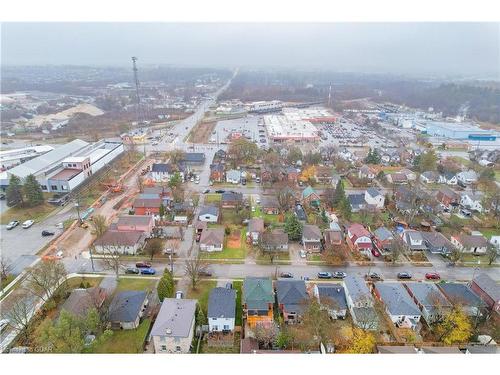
(75, 197), (82, 225)
(132, 56), (144, 125)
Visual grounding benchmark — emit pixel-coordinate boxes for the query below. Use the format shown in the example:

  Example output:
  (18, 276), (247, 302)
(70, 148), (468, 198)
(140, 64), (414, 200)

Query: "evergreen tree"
(157, 269), (175, 302)
(6, 174), (23, 207)
(159, 203), (166, 218)
(23, 174), (44, 206)
(284, 214), (303, 241)
(333, 179), (346, 208)
(340, 197), (352, 220)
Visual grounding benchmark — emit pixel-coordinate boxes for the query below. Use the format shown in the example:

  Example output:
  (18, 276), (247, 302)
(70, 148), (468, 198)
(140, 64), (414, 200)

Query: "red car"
(425, 272), (441, 280)
(371, 248), (381, 257)
(135, 261), (152, 268)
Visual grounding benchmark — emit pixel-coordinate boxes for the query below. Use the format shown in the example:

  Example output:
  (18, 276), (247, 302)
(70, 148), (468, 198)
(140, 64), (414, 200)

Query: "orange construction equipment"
(101, 180), (123, 193)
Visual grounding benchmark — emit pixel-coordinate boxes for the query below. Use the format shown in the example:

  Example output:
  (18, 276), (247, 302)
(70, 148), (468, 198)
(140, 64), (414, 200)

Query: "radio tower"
(327, 84), (332, 107)
(131, 56), (144, 124)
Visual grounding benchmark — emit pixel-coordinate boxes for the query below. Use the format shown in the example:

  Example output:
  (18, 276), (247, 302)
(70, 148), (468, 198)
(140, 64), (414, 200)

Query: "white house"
(208, 287), (236, 332)
(402, 230), (427, 251)
(438, 172), (458, 185)
(490, 236), (500, 250)
(199, 228), (225, 252)
(226, 169), (241, 184)
(343, 275), (378, 330)
(364, 188), (385, 209)
(460, 193), (483, 213)
(314, 284), (347, 320)
(451, 234), (488, 254)
(374, 283), (421, 330)
(151, 298), (197, 354)
(457, 170), (478, 186)
(198, 206), (219, 223)
(151, 163), (184, 183)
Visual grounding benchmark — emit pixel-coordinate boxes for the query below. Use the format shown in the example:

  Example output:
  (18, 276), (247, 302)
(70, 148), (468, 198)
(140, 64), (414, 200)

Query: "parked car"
(6, 220), (19, 230)
(202, 189), (210, 194)
(299, 249), (306, 258)
(175, 291), (184, 299)
(196, 233), (201, 242)
(198, 269), (212, 277)
(22, 220), (34, 229)
(317, 272), (333, 279)
(332, 271), (347, 279)
(371, 248), (381, 257)
(125, 267), (140, 274)
(397, 272), (412, 280)
(140, 268), (156, 275)
(365, 272), (383, 281)
(280, 272), (293, 278)
(0, 319), (10, 332)
(225, 282), (233, 289)
(135, 261), (152, 268)
(425, 272), (441, 280)
(215, 189), (225, 194)
(41, 230), (55, 236)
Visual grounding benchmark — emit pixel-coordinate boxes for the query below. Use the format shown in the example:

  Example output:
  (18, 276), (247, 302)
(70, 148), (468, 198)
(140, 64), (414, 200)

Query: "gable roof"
(221, 191), (243, 202)
(373, 227), (394, 242)
(438, 283), (486, 308)
(61, 287), (106, 317)
(208, 287), (236, 319)
(116, 215), (153, 227)
(472, 273), (500, 301)
(405, 283), (452, 312)
(276, 280), (309, 314)
(348, 193), (366, 207)
(261, 230), (288, 247)
(302, 186), (318, 199)
(109, 291), (148, 323)
(248, 218), (264, 233)
(348, 223), (370, 239)
(151, 163), (175, 173)
(316, 284), (347, 310)
(375, 283), (421, 316)
(151, 298), (197, 338)
(344, 275), (372, 305)
(199, 205), (219, 217)
(366, 187), (381, 198)
(261, 195), (279, 207)
(94, 230), (144, 247)
(422, 231), (454, 251)
(133, 197), (163, 208)
(302, 224), (322, 240)
(243, 277), (273, 310)
(200, 228), (225, 246)
(455, 234), (488, 248)
(182, 153), (205, 163)
(378, 346), (418, 354)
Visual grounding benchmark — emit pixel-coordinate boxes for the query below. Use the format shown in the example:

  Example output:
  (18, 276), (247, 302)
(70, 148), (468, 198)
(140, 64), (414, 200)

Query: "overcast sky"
(1, 23), (499, 77)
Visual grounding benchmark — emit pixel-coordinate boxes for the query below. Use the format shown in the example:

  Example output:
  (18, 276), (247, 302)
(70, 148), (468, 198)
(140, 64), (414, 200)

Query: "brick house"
(210, 163), (225, 182)
(469, 273), (500, 314)
(346, 223), (372, 255)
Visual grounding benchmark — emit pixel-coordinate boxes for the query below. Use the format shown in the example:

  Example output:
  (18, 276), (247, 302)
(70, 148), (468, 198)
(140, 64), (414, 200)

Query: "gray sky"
(1, 23), (499, 77)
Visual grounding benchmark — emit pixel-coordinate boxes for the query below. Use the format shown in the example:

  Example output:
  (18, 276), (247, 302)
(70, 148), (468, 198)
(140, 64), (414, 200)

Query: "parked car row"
(6, 219), (35, 230)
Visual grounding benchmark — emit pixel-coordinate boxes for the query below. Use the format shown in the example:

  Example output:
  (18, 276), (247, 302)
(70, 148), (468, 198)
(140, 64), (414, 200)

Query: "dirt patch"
(227, 230), (241, 249)
(189, 121), (217, 143)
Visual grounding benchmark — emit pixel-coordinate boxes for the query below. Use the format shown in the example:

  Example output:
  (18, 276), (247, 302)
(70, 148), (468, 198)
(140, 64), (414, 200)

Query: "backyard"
(201, 227), (247, 260)
(89, 319), (151, 353)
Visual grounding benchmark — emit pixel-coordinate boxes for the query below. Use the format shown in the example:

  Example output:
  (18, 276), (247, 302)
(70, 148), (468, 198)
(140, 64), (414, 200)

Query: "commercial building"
(422, 121), (497, 140)
(0, 145), (54, 170)
(4, 139), (124, 193)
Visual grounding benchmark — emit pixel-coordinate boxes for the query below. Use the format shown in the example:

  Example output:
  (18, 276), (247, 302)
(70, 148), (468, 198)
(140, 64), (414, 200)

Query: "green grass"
(256, 251), (290, 262)
(201, 228), (247, 259)
(90, 318), (152, 353)
(187, 280), (217, 313)
(495, 171), (500, 183)
(221, 209), (240, 224)
(480, 228), (499, 240)
(116, 277), (158, 293)
(205, 193), (222, 203)
(233, 281), (243, 327)
(1, 274), (15, 290)
(0, 202), (57, 225)
(66, 276), (103, 289)
(460, 254), (489, 264)
(308, 254), (322, 261)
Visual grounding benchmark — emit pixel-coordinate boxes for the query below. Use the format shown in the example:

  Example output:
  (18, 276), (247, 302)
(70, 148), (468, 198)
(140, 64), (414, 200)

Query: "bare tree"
(276, 186), (295, 214)
(145, 238), (163, 261)
(90, 215), (108, 239)
(136, 175), (144, 193)
(486, 243), (498, 266)
(389, 236), (406, 264)
(97, 245), (126, 280)
(184, 254), (208, 290)
(25, 260), (68, 302)
(7, 299), (35, 341)
(0, 256), (13, 281)
(254, 321), (279, 349)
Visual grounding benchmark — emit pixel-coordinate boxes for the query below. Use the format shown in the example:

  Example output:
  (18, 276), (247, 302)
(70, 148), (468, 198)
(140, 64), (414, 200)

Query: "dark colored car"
(135, 261), (152, 268)
(41, 230), (55, 236)
(140, 268), (156, 275)
(198, 269), (212, 277)
(397, 272), (412, 280)
(196, 233), (201, 242)
(280, 272), (293, 278)
(215, 189), (225, 194)
(425, 272), (441, 280)
(366, 272), (383, 281)
(317, 272), (333, 279)
(125, 267), (140, 274)
(371, 248), (381, 257)
(332, 271), (347, 279)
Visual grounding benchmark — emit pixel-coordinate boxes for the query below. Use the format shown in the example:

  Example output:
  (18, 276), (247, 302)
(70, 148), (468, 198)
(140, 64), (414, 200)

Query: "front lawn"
(233, 280), (243, 327)
(480, 228), (499, 240)
(187, 280), (217, 314)
(201, 228), (247, 259)
(221, 208), (241, 225)
(90, 318), (151, 353)
(205, 193), (222, 203)
(116, 277), (158, 293)
(0, 202), (57, 225)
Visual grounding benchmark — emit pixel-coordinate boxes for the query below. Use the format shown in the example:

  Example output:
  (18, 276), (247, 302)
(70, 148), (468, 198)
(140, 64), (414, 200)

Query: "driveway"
(289, 243), (306, 265)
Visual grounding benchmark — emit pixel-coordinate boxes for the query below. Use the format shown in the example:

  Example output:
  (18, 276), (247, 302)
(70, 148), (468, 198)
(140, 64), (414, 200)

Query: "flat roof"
(49, 168), (81, 181)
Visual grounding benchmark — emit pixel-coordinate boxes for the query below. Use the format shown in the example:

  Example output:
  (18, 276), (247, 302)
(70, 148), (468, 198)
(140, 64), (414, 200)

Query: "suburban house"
(151, 298), (197, 354)
(313, 284), (347, 319)
(242, 277), (274, 328)
(198, 205), (220, 223)
(438, 283), (486, 317)
(373, 283), (421, 330)
(490, 235), (500, 249)
(343, 276), (379, 330)
(372, 227), (394, 253)
(364, 188), (385, 209)
(402, 230), (427, 252)
(151, 163), (184, 183)
(404, 283), (452, 324)
(108, 290), (149, 330)
(450, 234), (488, 254)
(358, 165), (376, 180)
(61, 287), (106, 318)
(400, 168), (417, 181)
(261, 195), (279, 215)
(386, 172), (408, 185)
(420, 346), (463, 354)
(420, 171), (439, 184)
(302, 224), (322, 253)
(346, 223), (372, 255)
(457, 170), (478, 186)
(469, 273), (500, 313)
(260, 166), (273, 183)
(348, 194), (366, 212)
(247, 218), (264, 245)
(133, 197), (166, 215)
(116, 215), (154, 234)
(199, 228), (225, 252)
(210, 163), (225, 182)
(377, 346), (418, 354)
(93, 230), (146, 255)
(301, 186), (321, 207)
(261, 230), (289, 252)
(422, 231), (455, 255)
(314, 165), (334, 184)
(275, 280), (309, 324)
(142, 186), (172, 200)
(285, 166), (299, 183)
(226, 169), (241, 184)
(181, 152), (205, 165)
(294, 204), (307, 221)
(438, 171), (458, 185)
(208, 287), (236, 333)
(323, 228), (343, 250)
(436, 187), (459, 207)
(460, 192), (483, 213)
(221, 191), (243, 208)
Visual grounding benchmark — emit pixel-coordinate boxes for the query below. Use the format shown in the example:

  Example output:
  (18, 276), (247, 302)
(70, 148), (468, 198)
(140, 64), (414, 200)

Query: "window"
(175, 346), (181, 352)
(212, 325), (218, 331)
(212, 318), (217, 321)
(161, 345), (166, 351)
(41, 185), (48, 191)
(51, 185), (58, 191)
(223, 325), (229, 330)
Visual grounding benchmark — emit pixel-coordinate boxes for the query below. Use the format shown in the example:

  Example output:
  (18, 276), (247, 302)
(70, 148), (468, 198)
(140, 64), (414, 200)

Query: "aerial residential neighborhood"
(0, 18), (499, 369)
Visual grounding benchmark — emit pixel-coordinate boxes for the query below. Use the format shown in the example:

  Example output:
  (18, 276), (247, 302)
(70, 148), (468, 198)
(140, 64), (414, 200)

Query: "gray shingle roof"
(109, 290), (148, 323)
(116, 215), (153, 227)
(472, 273), (500, 301)
(438, 283), (486, 308)
(405, 283), (452, 313)
(276, 280), (309, 314)
(373, 227), (394, 242)
(344, 275), (372, 305)
(316, 284), (347, 310)
(199, 205), (219, 217)
(200, 228), (225, 246)
(302, 224), (321, 240)
(208, 287), (236, 319)
(376, 283), (421, 316)
(151, 298), (197, 338)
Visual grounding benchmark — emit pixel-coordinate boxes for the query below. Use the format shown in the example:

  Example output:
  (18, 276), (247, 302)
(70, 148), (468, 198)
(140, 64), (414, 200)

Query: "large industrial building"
(264, 107), (334, 143)
(422, 121), (497, 141)
(1, 139), (124, 193)
(0, 145), (54, 170)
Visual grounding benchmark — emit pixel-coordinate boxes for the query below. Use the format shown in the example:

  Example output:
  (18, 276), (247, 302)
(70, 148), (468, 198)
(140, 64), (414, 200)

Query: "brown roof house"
(323, 223), (343, 250)
(302, 224), (322, 253)
(315, 166), (334, 184)
(469, 273), (500, 314)
(261, 230), (289, 252)
(261, 195), (279, 215)
(93, 230), (146, 255)
(199, 228), (225, 252)
(247, 218), (264, 245)
(436, 187), (459, 207)
(450, 234), (488, 254)
(61, 287), (107, 318)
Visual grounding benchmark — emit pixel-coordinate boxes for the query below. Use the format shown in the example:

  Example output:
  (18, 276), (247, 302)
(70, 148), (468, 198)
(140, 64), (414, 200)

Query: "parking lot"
(211, 115), (268, 148)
